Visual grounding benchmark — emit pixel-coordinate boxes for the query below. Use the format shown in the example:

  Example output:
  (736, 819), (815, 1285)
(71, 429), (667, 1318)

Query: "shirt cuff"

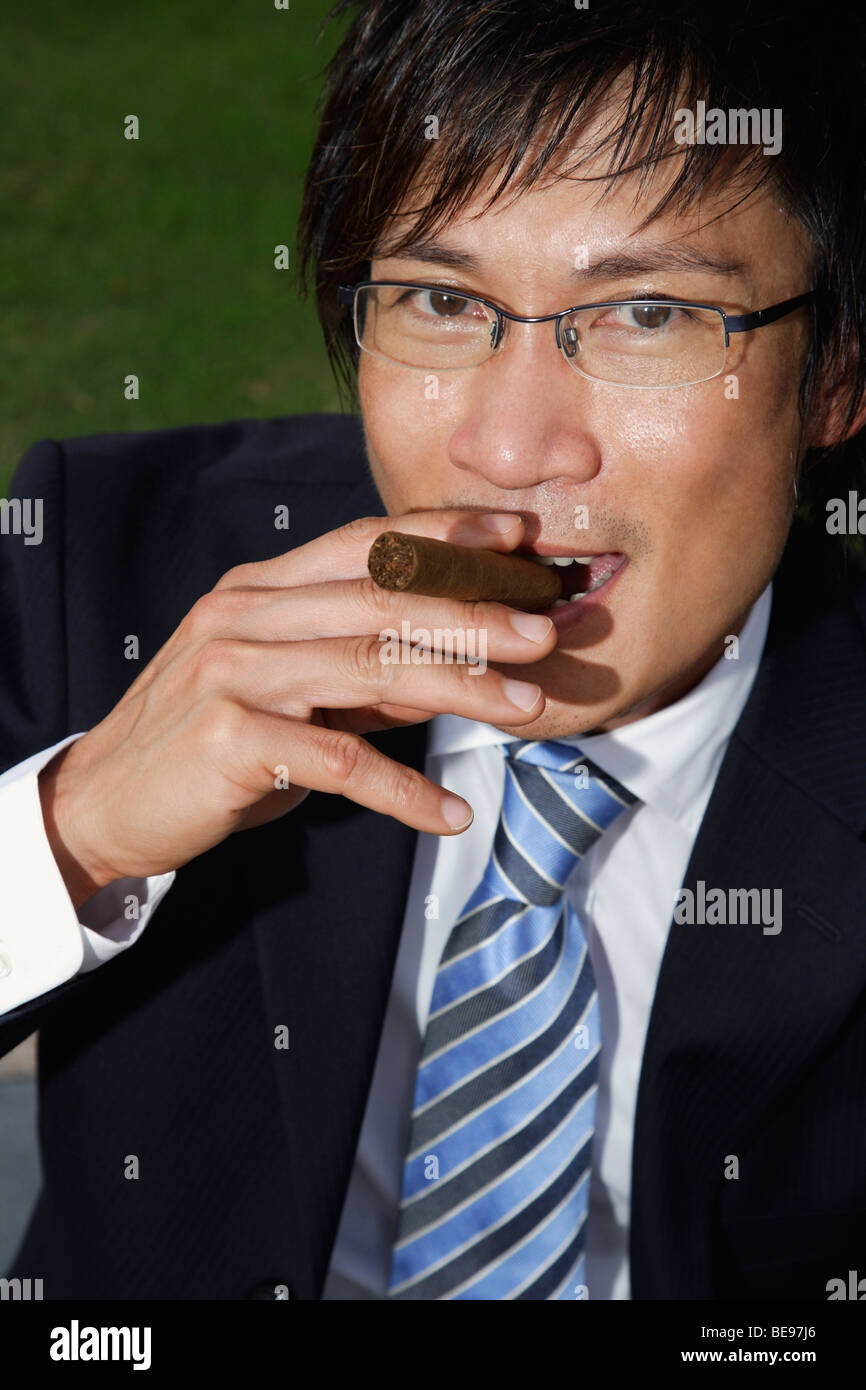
(0, 733), (175, 1013)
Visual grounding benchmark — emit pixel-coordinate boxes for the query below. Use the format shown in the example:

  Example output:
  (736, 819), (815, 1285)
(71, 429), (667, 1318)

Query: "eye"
(595, 302), (686, 331)
(629, 303), (674, 329)
(392, 286), (483, 319)
(421, 289), (471, 317)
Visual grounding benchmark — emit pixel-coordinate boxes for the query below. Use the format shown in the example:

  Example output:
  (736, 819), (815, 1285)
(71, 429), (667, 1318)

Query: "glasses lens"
(355, 285), (495, 368)
(562, 302), (726, 386)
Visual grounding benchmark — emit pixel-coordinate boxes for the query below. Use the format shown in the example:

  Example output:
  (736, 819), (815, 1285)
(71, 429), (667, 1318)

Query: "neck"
(586, 611), (751, 734)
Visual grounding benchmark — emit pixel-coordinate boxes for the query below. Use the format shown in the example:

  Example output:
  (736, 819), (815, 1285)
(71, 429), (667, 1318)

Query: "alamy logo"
(826, 492), (866, 535)
(674, 881), (782, 935)
(0, 1277), (43, 1300)
(378, 620), (487, 673)
(827, 1270), (866, 1300)
(673, 101), (782, 156)
(49, 1320), (152, 1371)
(0, 497), (43, 545)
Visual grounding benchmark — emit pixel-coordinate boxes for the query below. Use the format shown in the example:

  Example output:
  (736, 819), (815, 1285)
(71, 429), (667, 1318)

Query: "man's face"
(359, 158), (814, 738)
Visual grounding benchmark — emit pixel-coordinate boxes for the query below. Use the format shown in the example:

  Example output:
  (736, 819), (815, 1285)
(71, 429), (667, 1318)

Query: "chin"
(489, 702), (620, 742)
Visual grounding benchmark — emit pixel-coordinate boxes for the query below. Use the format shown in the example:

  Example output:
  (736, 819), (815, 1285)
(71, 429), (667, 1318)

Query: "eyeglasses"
(338, 281), (817, 390)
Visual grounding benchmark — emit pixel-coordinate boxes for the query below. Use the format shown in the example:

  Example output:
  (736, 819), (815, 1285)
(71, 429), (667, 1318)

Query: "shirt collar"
(427, 583), (772, 836)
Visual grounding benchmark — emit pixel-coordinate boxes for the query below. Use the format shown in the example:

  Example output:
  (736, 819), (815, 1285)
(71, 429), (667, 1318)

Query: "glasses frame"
(337, 280), (818, 389)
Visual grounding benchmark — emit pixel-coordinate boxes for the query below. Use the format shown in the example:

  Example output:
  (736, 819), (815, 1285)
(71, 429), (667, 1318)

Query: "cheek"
(359, 357), (461, 512)
(610, 376), (799, 639)
(616, 370), (799, 527)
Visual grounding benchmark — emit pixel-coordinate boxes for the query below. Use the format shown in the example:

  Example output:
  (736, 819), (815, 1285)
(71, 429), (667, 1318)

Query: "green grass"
(0, 0), (347, 494)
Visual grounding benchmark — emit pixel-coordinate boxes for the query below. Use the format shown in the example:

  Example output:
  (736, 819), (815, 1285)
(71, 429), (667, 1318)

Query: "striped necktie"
(387, 738), (638, 1300)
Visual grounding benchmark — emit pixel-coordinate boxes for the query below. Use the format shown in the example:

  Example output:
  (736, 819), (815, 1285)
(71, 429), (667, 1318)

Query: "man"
(2, 0), (866, 1300)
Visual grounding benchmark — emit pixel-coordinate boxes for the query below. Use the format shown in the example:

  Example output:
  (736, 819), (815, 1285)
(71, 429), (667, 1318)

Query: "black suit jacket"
(2, 412), (866, 1301)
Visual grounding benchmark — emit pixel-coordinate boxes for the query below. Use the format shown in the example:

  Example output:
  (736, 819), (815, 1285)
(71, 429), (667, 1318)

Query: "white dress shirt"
(0, 586), (771, 1300)
(320, 585), (771, 1299)
(0, 740), (175, 1002)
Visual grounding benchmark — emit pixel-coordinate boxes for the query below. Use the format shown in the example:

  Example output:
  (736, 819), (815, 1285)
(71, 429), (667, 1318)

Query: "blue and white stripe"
(388, 739), (637, 1300)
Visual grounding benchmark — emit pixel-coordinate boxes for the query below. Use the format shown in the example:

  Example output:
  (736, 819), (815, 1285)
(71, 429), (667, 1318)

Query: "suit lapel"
(630, 576), (866, 1297)
(248, 718), (429, 1299)
(219, 445), (432, 1297)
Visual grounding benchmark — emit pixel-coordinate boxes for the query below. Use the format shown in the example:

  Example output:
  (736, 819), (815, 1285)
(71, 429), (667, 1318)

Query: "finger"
(179, 578), (556, 652)
(123, 511), (527, 700)
(213, 509), (526, 592)
(124, 575), (556, 699)
(187, 633), (546, 725)
(227, 706), (475, 834)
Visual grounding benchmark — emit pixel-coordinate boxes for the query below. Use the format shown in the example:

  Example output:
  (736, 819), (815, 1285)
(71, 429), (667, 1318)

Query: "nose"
(446, 316), (603, 492)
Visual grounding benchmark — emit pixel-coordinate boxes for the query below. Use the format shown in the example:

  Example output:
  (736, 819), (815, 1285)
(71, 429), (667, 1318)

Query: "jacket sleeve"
(0, 437), (69, 774)
(0, 439), (174, 1053)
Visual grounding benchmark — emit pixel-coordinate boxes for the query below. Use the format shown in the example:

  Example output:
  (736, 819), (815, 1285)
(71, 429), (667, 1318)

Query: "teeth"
(528, 552), (599, 568)
(550, 572), (612, 610)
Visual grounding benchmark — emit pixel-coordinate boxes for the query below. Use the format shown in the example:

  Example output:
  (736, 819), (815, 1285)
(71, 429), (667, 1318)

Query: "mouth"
(516, 549), (628, 611)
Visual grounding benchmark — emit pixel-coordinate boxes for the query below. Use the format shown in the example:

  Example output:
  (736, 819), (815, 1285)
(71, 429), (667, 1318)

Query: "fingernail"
(479, 513), (522, 533)
(509, 612), (554, 643)
(441, 794), (474, 830)
(503, 679), (542, 710)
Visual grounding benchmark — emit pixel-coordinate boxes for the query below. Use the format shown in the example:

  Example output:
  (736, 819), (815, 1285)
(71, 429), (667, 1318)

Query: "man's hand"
(38, 510), (556, 908)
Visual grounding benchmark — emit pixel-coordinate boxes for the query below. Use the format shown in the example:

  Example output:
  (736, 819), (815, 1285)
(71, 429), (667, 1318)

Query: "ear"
(804, 349), (866, 450)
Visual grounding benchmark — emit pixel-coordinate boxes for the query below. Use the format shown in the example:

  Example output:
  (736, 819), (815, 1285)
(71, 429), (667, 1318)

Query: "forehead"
(373, 121), (811, 289)
(382, 173), (791, 264)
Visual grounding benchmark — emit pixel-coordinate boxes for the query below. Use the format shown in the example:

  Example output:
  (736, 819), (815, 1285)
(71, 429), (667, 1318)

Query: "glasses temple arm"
(725, 290), (817, 335)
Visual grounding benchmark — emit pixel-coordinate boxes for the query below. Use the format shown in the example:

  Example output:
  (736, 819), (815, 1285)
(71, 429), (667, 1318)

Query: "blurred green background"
(0, 0), (347, 494)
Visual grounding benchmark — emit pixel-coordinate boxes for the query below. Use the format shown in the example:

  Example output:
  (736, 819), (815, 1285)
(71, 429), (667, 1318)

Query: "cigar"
(367, 531), (563, 610)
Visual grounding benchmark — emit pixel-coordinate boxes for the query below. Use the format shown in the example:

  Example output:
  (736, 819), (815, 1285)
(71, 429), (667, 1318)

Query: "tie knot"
(505, 739), (637, 805)
(505, 738), (600, 776)
(490, 739), (638, 906)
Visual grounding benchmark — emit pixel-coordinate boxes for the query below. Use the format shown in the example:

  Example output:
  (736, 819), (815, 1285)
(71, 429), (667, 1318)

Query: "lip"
(534, 554), (628, 632)
(516, 547), (611, 558)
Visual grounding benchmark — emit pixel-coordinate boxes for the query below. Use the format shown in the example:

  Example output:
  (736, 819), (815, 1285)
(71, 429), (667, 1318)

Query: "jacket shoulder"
(56, 412), (367, 492)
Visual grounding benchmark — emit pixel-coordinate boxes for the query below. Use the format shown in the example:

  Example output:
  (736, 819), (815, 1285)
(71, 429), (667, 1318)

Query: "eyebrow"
(372, 236), (746, 280)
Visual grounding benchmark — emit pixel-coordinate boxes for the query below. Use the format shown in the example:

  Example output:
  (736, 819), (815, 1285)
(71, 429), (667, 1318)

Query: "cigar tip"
(368, 530), (417, 590)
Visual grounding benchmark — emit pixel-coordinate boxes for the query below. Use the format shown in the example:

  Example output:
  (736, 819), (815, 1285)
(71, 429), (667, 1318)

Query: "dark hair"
(298, 0), (866, 565)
